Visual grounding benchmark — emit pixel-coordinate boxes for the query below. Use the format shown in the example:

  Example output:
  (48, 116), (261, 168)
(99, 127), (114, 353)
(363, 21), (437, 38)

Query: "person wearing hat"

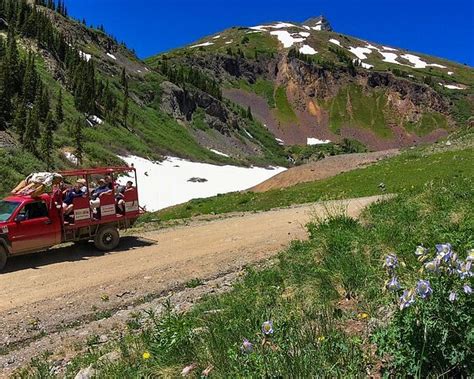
(77, 178), (88, 193)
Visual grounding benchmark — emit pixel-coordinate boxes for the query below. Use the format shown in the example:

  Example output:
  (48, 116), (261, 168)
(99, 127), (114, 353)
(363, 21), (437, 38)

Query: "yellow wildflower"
(317, 335), (325, 342)
(143, 351), (151, 360)
(358, 312), (369, 319)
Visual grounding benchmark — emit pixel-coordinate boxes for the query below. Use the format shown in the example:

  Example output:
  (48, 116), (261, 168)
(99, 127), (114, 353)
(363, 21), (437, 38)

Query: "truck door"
(9, 200), (58, 254)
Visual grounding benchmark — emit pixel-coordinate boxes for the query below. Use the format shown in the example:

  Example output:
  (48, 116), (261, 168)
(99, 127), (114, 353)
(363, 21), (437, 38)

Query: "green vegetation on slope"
(27, 177), (472, 377)
(141, 142), (474, 223)
(237, 78), (276, 107)
(323, 84), (393, 138)
(404, 111), (448, 137)
(274, 86), (297, 123)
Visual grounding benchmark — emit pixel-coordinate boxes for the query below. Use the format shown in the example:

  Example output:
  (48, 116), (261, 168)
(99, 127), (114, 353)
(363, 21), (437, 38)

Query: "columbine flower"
(457, 261), (473, 280)
(400, 290), (415, 310)
(262, 321), (274, 335)
(416, 280), (433, 299)
(386, 276), (401, 291)
(415, 246), (428, 257)
(384, 254), (398, 270)
(240, 338), (253, 353)
(448, 291), (457, 302)
(463, 285), (472, 295)
(435, 243), (453, 262)
(466, 249), (474, 262)
(142, 351), (151, 360)
(424, 259), (440, 272)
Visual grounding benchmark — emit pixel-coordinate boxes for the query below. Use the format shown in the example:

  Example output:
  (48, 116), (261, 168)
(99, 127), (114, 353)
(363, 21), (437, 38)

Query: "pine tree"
(74, 117), (83, 166)
(120, 67), (126, 87)
(40, 111), (55, 169)
(12, 100), (26, 142)
(122, 85), (129, 127)
(246, 106), (253, 120)
(5, 28), (21, 98)
(55, 87), (64, 124)
(0, 59), (12, 128)
(23, 106), (40, 154)
(38, 86), (50, 122)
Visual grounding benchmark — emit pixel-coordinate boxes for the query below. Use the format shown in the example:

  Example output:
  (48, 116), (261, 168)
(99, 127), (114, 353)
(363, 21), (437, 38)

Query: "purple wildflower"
(463, 285), (472, 295)
(424, 259), (440, 272)
(262, 321), (274, 335)
(448, 291), (457, 302)
(435, 243), (453, 262)
(240, 338), (253, 353)
(384, 254), (398, 270)
(399, 290), (415, 310)
(457, 261), (473, 280)
(386, 277), (401, 292)
(416, 280), (433, 299)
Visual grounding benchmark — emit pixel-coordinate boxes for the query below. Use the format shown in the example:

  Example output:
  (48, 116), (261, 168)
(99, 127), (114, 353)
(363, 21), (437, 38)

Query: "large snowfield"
(118, 156), (286, 211)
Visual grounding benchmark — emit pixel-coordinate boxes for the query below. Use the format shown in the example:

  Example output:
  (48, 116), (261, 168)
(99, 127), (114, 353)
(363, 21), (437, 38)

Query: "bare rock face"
(303, 16), (333, 31)
(159, 81), (196, 121)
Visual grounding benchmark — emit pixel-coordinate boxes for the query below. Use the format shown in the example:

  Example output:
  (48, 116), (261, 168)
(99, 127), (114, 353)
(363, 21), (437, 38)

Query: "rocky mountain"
(0, 1), (473, 194)
(148, 16), (473, 150)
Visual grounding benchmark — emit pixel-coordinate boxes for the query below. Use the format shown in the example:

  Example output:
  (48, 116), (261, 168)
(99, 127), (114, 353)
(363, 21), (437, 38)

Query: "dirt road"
(0, 195), (385, 375)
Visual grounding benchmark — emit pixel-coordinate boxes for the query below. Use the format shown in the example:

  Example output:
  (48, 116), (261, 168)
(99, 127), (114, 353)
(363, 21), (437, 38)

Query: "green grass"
(22, 174), (472, 377)
(274, 86), (297, 123)
(405, 111), (449, 137)
(323, 84), (393, 138)
(237, 78), (276, 108)
(140, 144), (474, 223)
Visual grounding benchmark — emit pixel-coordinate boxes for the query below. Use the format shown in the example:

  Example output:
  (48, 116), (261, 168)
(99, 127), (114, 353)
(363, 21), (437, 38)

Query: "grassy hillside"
(141, 134), (474, 223)
(20, 163), (473, 377)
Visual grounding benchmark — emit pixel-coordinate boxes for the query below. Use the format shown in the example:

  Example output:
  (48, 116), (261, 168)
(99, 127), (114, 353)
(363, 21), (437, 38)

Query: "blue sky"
(66, 0), (474, 66)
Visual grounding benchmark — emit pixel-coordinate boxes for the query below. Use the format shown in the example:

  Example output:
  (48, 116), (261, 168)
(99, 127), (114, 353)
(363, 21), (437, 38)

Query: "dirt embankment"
(251, 150), (400, 192)
(0, 196), (386, 376)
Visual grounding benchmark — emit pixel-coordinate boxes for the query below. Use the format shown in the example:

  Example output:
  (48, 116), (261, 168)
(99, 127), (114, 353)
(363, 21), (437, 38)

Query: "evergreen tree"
(38, 86), (50, 122)
(120, 67), (126, 87)
(23, 106), (40, 154)
(12, 100), (27, 143)
(22, 52), (38, 104)
(55, 87), (64, 124)
(246, 106), (253, 120)
(0, 60), (12, 128)
(5, 28), (21, 98)
(40, 111), (55, 169)
(122, 85), (129, 127)
(73, 117), (83, 166)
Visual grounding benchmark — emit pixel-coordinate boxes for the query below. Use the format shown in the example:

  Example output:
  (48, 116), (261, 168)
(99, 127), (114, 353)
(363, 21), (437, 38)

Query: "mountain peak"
(302, 15), (332, 31)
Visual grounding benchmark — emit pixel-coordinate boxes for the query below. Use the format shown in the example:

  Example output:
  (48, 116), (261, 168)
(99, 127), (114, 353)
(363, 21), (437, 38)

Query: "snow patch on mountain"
(209, 148), (230, 157)
(400, 54), (447, 69)
(118, 155), (286, 211)
(212, 35), (221, 39)
(299, 32), (310, 37)
(299, 45), (317, 55)
(439, 83), (465, 90)
(448, 71), (454, 75)
(106, 52), (116, 60)
(79, 51), (91, 62)
(380, 52), (401, 64)
(382, 46), (397, 51)
(348, 46), (372, 60)
(191, 41), (214, 48)
(329, 38), (341, 46)
(270, 30), (305, 48)
(307, 137), (331, 145)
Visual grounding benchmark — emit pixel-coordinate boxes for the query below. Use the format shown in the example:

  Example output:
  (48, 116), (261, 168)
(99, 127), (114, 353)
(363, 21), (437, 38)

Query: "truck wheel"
(0, 247), (7, 272)
(94, 226), (120, 251)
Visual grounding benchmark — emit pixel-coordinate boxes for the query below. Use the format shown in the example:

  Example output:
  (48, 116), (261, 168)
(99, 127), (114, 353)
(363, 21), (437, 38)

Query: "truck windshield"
(0, 201), (20, 222)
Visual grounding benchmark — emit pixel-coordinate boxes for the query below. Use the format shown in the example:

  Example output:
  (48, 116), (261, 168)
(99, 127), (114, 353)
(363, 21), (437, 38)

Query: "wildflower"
(435, 243), (453, 262)
(457, 261), (473, 280)
(424, 259), (440, 272)
(181, 363), (197, 376)
(466, 249), (474, 262)
(240, 338), (253, 353)
(448, 291), (457, 302)
(317, 335), (326, 343)
(386, 276), (401, 291)
(142, 351), (151, 360)
(262, 321), (274, 335)
(463, 285), (472, 295)
(399, 289), (415, 310)
(415, 245), (428, 257)
(384, 254), (398, 270)
(357, 312), (369, 319)
(416, 280), (433, 299)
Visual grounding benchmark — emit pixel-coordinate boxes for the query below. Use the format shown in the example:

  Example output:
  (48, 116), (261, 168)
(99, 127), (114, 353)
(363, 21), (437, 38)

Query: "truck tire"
(0, 246), (7, 272)
(94, 226), (120, 251)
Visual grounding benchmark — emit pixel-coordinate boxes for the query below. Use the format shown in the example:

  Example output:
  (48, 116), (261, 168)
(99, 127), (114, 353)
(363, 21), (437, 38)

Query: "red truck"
(0, 167), (142, 271)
